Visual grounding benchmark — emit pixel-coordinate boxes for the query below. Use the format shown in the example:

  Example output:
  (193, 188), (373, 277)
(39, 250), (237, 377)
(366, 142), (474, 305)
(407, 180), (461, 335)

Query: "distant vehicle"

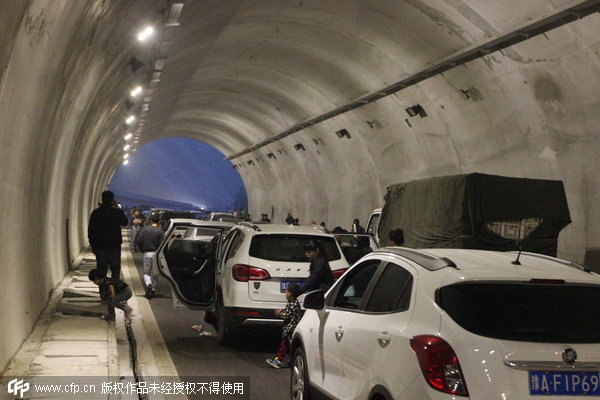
(158, 210), (200, 231)
(332, 232), (379, 266)
(156, 222), (350, 345)
(292, 247), (600, 400)
(365, 208), (382, 245)
(145, 208), (170, 224)
(205, 212), (243, 223)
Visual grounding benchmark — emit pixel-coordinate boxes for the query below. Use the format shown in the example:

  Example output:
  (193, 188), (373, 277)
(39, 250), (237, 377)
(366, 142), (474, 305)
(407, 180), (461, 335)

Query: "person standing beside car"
(135, 216), (164, 299)
(302, 240), (334, 293)
(388, 228), (404, 246)
(88, 190), (129, 281)
(351, 218), (365, 233)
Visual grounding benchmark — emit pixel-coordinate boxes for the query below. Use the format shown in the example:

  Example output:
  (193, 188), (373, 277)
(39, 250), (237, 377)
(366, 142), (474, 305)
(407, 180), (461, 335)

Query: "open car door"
(332, 233), (379, 265)
(156, 225), (223, 309)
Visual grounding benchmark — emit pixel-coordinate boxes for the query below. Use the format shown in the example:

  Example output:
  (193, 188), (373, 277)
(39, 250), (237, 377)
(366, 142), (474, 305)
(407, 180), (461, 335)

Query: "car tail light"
(332, 268), (348, 279)
(410, 335), (469, 397)
(232, 264), (271, 282)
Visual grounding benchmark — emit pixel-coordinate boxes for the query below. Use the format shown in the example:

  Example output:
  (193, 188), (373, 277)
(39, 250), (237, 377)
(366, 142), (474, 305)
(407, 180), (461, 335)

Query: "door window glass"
(226, 232), (245, 261)
(332, 260), (380, 310)
(366, 263), (413, 312)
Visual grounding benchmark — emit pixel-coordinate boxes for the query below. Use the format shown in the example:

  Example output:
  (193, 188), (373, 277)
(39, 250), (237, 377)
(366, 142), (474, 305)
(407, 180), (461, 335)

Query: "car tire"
(291, 347), (312, 400)
(216, 298), (235, 346)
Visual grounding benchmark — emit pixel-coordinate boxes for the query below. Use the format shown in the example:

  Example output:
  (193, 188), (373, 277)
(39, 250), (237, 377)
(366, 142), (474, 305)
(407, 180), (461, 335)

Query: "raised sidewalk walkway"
(1, 232), (186, 399)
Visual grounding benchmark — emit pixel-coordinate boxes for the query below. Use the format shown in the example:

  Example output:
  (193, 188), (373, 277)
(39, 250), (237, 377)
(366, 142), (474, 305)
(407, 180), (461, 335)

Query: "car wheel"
(291, 347), (312, 400)
(217, 299), (234, 346)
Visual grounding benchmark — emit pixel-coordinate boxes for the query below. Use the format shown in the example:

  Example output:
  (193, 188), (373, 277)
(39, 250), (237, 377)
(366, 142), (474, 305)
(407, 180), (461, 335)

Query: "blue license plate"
(529, 371), (600, 396)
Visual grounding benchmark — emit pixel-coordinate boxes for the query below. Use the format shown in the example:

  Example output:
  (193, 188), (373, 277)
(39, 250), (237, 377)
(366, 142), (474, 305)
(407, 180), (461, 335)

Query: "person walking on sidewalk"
(88, 190), (129, 280)
(89, 268), (133, 321)
(135, 216), (164, 299)
(266, 283), (302, 368)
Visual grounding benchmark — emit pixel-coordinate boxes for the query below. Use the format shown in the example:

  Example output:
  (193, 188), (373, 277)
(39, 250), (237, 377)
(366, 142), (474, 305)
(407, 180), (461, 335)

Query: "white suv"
(291, 247), (600, 400)
(157, 222), (350, 345)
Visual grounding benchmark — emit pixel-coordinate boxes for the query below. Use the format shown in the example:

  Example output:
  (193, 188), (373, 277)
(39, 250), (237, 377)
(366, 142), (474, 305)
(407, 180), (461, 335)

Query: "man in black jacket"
(88, 191), (129, 280)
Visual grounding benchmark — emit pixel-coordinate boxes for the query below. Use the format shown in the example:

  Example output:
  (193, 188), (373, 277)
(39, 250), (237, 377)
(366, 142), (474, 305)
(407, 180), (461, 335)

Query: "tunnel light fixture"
(130, 86), (143, 97)
(405, 104), (428, 118)
(123, 153), (130, 160)
(335, 129), (351, 139)
(123, 159), (129, 165)
(293, 143), (305, 151)
(124, 133), (133, 141)
(125, 115), (136, 125)
(137, 26), (154, 42)
(123, 144), (131, 151)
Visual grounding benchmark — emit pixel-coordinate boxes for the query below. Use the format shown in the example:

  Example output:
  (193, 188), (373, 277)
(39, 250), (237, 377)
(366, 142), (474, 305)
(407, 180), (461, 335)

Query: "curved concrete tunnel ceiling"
(0, 0), (599, 372)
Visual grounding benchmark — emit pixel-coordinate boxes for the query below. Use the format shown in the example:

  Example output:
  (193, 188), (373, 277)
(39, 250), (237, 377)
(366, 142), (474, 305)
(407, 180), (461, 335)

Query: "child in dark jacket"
(266, 283), (303, 368)
(89, 269), (133, 321)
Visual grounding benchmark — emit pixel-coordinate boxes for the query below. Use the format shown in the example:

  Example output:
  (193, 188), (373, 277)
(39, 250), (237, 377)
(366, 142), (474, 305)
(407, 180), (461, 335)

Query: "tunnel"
(0, 0), (599, 373)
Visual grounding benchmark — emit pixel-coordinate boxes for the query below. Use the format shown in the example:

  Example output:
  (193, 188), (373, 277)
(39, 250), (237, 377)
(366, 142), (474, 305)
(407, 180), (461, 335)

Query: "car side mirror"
(303, 290), (325, 310)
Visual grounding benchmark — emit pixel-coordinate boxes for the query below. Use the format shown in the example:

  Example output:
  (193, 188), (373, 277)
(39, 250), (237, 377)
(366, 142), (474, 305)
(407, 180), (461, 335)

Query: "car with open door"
(203, 222), (350, 345)
(155, 220), (235, 310)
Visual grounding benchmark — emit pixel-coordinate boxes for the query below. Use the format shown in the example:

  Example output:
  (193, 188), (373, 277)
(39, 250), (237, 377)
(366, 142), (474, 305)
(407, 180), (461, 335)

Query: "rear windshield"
(437, 282), (600, 343)
(249, 235), (341, 262)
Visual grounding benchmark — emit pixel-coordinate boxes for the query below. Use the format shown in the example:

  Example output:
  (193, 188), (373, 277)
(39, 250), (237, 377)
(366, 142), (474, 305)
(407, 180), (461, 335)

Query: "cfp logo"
(7, 378), (30, 398)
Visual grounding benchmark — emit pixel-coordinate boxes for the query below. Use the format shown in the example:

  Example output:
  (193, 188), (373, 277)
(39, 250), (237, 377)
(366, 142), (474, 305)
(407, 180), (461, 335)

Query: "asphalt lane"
(132, 253), (290, 400)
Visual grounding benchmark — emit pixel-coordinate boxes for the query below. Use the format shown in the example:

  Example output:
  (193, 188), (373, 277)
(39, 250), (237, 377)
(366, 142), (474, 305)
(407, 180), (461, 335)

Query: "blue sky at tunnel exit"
(109, 138), (247, 211)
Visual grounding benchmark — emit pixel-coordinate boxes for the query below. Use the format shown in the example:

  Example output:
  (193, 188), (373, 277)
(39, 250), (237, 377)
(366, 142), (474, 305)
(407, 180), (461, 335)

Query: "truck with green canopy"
(376, 173), (571, 256)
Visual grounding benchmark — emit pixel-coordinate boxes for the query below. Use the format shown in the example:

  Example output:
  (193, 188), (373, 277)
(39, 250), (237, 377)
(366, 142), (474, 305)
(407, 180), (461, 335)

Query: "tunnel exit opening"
(108, 137), (248, 218)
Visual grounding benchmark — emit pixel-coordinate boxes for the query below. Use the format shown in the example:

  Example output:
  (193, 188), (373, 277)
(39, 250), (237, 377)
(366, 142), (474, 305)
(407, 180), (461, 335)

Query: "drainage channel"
(125, 320), (145, 400)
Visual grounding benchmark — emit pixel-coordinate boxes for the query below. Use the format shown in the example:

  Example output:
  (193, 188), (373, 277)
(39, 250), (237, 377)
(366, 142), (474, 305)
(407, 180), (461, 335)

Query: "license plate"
(529, 371), (600, 396)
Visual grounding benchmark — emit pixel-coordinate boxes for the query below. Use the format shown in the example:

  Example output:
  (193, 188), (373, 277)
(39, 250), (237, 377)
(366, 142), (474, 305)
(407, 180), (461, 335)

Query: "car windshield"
(249, 234), (341, 262)
(437, 282), (600, 343)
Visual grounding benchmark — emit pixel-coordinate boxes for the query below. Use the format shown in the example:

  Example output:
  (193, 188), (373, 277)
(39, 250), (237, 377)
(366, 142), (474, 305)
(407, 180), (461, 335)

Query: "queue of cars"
(154, 219), (372, 345)
(152, 213), (600, 400)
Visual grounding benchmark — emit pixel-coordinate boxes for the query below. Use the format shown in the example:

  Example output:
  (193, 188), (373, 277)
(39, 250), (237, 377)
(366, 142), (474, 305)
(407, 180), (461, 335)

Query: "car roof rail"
(510, 251), (593, 273)
(373, 247), (459, 271)
(237, 221), (262, 231)
(310, 225), (329, 233)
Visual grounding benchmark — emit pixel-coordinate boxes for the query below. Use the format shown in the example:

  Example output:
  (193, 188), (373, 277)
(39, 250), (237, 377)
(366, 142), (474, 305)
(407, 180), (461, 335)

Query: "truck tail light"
(332, 268), (348, 279)
(232, 264), (271, 282)
(410, 335), (469, 397)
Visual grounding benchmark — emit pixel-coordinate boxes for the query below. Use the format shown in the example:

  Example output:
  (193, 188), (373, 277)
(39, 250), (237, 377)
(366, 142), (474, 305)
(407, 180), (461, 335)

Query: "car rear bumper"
(222, 306), (284, 328)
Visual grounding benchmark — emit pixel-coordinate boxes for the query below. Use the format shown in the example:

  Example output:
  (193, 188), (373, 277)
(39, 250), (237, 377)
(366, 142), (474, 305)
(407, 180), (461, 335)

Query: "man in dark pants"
(88, 190), (129, 280)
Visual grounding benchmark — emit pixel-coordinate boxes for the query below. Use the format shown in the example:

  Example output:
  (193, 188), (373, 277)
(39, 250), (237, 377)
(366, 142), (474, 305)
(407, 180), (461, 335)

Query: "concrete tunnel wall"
(0, 0), (599, 372)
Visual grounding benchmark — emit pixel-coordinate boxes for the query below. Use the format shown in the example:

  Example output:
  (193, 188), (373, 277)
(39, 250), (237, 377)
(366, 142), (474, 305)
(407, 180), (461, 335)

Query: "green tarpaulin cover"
(377, 173), (571, 256)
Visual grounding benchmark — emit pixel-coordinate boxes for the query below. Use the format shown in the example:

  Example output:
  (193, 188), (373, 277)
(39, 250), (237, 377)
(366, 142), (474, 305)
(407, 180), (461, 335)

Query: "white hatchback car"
(158, 222), (351, 345)
(291, 247), (600, 400)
